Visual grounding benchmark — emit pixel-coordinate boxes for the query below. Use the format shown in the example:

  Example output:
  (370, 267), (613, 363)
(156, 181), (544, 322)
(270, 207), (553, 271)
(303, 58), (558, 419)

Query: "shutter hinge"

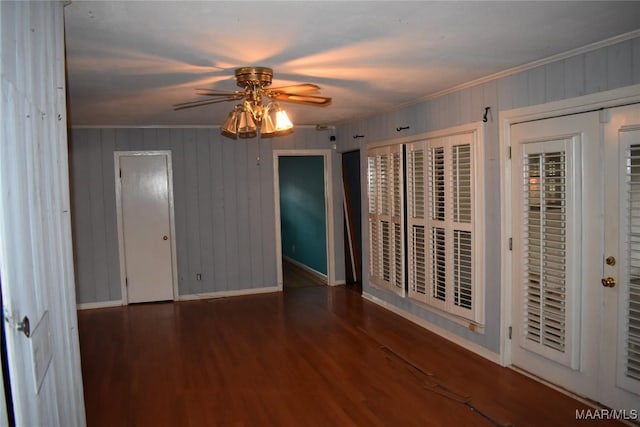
(508, 238), (512, 251)
(508, 326), (512, 340)
(507, 146), (511, 160)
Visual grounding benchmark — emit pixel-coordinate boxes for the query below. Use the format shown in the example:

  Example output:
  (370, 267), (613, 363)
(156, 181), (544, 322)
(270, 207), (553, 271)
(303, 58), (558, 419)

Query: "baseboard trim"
(77, 300), (123, 310)
(362, 292), (501, 365)
(178, 286), (281, 301)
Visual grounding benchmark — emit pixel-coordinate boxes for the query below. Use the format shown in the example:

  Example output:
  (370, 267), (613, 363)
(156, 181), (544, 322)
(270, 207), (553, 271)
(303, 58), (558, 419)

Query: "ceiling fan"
(173, 66), (331, 139)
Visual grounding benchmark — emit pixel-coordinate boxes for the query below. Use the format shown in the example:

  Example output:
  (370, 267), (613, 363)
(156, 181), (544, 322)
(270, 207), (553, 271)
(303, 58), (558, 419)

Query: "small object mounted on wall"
(353, 134), (364, 139)
(396, 126), (410, 132)
(483, 107), (491, 123)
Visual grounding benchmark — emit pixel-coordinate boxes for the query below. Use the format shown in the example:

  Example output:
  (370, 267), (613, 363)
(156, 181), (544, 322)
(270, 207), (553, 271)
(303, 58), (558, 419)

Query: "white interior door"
(117, 152), (175, 303)
(510, 107), (640, 409)
(511, 112), (602, 400)
(600, 103), (640, 409)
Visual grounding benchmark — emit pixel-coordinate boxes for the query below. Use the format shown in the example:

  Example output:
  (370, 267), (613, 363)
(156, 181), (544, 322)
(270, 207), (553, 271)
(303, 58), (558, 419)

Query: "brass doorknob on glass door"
(163, 235), (168, 240)
(601, 277), (616, 288)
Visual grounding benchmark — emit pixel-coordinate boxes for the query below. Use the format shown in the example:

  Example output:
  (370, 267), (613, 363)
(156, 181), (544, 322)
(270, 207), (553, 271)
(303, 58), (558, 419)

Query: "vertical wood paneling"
(527, 66), (545, 106)
(563, 55), (585, 99)
(497, 74), (515, 111)
(260, 138), (277, 286)
(545, 61), (565, 102)
(222, 139), (239, 290)
(100, 129), (120, 300)
(1, 2), (85, 424)
(169, 129), (188, 291)
(183, 129), (200, 294)
(633, 38), (640, 85)
(196, 129), (213, 294)
(607, 40), (633, 90)
(248, 141), (264, 288)
(585, 48), (608, 94)
(236, 140), (252, 287)
(210, 133), (228, 290)
(88, 129), (110, 302)
(70, 131), (93, 304)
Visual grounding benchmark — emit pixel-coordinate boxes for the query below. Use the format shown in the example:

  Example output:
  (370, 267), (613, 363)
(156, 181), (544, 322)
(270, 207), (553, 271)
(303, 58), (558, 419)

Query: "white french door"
(600, 104), (640, 409)
(510, 105), (640, 409)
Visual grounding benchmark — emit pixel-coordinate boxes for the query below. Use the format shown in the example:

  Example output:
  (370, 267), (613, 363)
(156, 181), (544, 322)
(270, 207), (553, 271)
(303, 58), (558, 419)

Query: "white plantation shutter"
(619, 137), (640, 393)
(406, 126), (483, 324)
(367, 145), (405, 296)
(516, 138), (580, 369)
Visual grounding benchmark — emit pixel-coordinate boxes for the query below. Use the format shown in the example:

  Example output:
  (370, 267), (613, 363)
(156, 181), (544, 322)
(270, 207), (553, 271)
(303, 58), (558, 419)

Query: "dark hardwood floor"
(78, 285), (621, 426)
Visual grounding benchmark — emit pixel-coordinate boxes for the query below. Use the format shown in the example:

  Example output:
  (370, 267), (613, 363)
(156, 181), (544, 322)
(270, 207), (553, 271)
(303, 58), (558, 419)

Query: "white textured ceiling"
(64, 1), (640, 127)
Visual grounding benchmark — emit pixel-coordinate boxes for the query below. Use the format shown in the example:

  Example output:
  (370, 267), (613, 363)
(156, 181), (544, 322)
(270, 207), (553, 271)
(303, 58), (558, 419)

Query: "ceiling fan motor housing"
(235, 67), (273, 88)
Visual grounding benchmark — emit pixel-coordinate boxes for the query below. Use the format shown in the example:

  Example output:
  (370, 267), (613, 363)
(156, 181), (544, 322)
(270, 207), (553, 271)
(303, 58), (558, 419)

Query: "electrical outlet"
(196, 273), (202, 281)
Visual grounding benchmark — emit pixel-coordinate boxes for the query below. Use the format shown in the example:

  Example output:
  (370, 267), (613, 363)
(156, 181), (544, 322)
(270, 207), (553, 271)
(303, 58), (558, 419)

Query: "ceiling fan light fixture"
(237, 107), (258, 139)
(220, 107), (240, 139)
(274, 106), (293, 132)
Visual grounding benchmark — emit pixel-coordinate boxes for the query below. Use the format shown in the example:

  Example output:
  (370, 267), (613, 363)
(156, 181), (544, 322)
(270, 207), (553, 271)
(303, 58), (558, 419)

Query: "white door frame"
(499, 83), (640, 367)
(114, 150), (179, 304)
(273, 149), (336, 287)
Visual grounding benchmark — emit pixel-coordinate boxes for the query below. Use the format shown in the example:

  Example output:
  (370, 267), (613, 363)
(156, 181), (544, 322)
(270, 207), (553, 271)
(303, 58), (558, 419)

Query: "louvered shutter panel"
(406, 128), (483, 324)
(407, 142), (427, 301)
(367, 145), (405, 296)
(426, 140), (447, 310)
(450, 143), (474, 318)
(517, 138), (579, 369)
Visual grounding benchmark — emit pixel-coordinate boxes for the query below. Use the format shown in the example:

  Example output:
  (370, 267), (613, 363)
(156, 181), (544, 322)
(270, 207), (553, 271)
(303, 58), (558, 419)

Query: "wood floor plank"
(78, 287), (623, 426)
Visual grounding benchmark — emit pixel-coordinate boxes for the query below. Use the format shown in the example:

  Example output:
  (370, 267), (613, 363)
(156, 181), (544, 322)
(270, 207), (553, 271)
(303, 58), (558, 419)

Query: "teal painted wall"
(279, 156), (327, 275)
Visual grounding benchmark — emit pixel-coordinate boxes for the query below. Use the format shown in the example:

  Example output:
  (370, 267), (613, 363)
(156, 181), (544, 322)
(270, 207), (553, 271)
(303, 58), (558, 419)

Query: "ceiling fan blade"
(267, 83), (321, 94)
(274, 93), (332, 106)
(195, 88), (244, 97)
(173, 96), (240, 111)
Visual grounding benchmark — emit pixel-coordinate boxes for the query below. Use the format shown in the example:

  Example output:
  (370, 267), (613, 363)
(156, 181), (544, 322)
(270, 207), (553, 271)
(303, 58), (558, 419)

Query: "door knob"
(601, 277), (616, 288)
(163, 235), (168, 241)
(17, 316), (30, 338)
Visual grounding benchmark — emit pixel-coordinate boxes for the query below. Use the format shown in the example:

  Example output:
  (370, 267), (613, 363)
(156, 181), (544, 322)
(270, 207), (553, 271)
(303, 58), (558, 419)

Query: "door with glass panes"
(510, 105), (640, 409)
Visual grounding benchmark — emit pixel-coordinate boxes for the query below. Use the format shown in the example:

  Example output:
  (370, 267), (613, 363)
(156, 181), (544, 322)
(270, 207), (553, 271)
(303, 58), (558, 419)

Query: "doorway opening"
(342, 150), (362, 293)
(274, 150), (335, 290)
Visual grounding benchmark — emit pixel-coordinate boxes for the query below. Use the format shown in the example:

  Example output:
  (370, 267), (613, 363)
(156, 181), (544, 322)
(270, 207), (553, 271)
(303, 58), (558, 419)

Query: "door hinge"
(508, 326), (512, 340)
(119, 168), (122, 178)
(125, 277), (128, 287)
(508, 238), (512, 251)
(507, 146), (511, 160)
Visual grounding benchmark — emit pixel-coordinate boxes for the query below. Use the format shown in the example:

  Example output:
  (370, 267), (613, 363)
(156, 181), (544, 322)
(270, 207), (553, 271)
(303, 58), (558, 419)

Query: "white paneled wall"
(70, 128), (343, 304)
(0, 1), (85, 425)
(336, 36), (640, 355)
